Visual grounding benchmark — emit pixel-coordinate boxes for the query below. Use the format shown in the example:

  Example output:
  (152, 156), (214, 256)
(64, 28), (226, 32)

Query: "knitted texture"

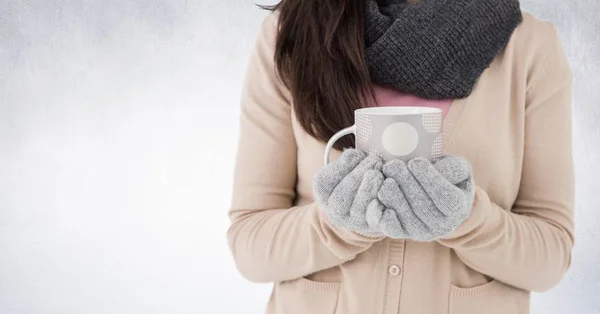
(364, 0), (523, 99)
(313, 149), (386, 237)
(369, 155), (476, 241)
(314, 149), (475, 241)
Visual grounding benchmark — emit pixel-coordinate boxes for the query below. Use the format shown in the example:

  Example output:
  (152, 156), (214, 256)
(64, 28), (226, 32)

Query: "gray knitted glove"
(368, 155), (476, 241)
(313, 149), (386, 237)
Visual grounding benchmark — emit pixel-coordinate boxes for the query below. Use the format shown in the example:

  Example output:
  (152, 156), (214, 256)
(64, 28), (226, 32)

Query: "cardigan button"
(388, 265), (401, 276)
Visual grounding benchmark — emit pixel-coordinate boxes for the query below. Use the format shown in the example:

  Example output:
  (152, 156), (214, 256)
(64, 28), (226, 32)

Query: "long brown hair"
(260, 0), (375, 149)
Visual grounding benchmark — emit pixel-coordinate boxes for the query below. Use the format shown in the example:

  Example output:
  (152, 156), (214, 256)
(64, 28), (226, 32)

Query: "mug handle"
(323, 125), (356, 166)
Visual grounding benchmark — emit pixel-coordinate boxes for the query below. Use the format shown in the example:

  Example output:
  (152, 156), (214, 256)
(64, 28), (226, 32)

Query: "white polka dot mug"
(323, 106), (443, 165)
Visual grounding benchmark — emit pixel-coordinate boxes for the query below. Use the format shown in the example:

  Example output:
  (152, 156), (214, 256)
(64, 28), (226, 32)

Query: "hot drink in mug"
(323, 106), (443, 165)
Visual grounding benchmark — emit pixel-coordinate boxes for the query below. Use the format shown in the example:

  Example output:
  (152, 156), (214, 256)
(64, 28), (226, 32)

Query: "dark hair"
(260, 0), (375, 149)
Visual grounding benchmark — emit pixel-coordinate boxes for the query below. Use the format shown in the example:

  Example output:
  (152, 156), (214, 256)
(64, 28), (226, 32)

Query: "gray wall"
(1, 1), (598, 313)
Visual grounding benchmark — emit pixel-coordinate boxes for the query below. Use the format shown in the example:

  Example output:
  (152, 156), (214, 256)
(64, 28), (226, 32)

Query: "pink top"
(373, 85), (453, 119)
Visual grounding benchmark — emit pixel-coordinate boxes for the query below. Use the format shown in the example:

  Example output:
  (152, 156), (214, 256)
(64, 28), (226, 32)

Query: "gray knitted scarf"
(364, 0), (522, 99)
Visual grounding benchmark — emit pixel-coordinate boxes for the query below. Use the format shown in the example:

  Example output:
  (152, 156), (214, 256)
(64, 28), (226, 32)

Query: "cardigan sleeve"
(438, 24), (575, 292)
(226, 13), (380, 284)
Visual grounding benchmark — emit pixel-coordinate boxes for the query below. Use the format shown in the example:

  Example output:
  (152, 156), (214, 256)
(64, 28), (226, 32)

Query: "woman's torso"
(265, 12), (552, 314)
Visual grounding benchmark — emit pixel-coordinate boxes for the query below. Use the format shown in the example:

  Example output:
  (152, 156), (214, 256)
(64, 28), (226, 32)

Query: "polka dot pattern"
(367, 148), (384, 159)
(431, 133), (444, 161)
(421, 112), (442, 133)
(355, 113), (372, 144)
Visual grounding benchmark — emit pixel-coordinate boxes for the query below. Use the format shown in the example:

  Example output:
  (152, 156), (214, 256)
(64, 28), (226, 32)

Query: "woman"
(227, 0), (574, 313)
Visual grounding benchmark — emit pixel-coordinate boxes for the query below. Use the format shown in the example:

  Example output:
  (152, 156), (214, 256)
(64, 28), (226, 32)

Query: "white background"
(1, 0), (599, 313)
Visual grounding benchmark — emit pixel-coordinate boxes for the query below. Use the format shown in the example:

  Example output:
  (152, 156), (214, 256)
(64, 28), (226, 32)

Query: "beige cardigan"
(227, 11), (574, 314)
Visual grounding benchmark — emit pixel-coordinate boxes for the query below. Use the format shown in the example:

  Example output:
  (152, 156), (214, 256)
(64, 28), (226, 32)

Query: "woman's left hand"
(368, 155), (476, 241)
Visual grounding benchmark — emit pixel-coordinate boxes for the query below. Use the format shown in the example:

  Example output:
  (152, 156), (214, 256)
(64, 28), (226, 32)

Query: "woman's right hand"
(313, 149), (386, 237)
